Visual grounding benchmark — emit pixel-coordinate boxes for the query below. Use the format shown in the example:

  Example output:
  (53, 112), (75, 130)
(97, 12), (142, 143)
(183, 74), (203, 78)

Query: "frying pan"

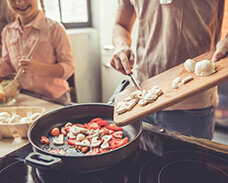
(25, 80), (142, 173)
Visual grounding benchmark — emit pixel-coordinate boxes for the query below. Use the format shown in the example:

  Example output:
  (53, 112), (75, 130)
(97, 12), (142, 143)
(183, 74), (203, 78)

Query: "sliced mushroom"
(90, 137), (101, 147)
(75, 139), (90, 147)
(53, 134), (64, 145)
(0, 116), (9, 123)
(68, 131), (76, 139)
(182, 76), (193, 84)
(143, 92), (158, 101)
(76, 133), (86, 142)
(138, 99), (148, 106)
(126, 98), (139, 111)
(70, 125), (88, 135)
(0, 112), (10, 118)
(172, 77), (182, 89)
(148, 86), (163, 96)
(29, 112), (41, 120)
(102, 135), (112, 142)
(20, 117), (33, 124)
(116, 103), (128, 114)
(8, 114), (21, 124)
(101, 141), (110, 149)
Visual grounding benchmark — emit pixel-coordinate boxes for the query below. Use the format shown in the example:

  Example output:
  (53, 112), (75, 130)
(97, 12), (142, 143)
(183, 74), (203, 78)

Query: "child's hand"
(18, 58), (42, 75)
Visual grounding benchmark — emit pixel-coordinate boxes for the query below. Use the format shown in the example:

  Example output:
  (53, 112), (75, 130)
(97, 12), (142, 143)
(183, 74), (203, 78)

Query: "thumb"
(212, 50), (225, 63)
(212, 38), (228, 63)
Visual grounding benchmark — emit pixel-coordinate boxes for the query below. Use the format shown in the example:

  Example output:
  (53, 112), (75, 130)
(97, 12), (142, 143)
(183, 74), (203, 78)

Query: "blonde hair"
(39, 0), (45, 14)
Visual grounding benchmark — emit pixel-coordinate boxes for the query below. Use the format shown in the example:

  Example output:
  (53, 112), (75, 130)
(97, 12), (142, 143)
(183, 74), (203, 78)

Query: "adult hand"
(212, 37), (228, 63)
(110, 46), (135, 75)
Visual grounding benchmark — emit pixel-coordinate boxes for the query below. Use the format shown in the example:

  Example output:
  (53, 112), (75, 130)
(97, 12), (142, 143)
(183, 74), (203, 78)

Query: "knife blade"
(129, 74), (141, 91)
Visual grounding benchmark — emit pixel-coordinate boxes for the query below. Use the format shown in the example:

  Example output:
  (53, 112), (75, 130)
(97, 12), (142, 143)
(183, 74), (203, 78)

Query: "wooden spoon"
(3, 39), (40, 99)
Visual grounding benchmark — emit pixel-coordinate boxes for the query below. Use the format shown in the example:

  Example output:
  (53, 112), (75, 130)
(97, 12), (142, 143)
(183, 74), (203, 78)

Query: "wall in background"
(67, 28), (101, 103)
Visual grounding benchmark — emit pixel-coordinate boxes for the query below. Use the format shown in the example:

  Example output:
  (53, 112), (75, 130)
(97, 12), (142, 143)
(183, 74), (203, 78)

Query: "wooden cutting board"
(113, 51), (228, 126)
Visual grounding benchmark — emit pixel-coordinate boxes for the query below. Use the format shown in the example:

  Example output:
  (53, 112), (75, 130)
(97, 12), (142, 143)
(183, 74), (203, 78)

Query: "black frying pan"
(25, 80), (142, 173)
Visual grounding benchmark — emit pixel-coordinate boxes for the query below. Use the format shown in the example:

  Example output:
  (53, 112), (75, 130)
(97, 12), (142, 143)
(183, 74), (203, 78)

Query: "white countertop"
(0, 93), (62, 157)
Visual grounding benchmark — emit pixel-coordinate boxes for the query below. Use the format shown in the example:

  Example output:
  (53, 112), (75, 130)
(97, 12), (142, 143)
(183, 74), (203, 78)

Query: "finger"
(212, 51), (224, 63)
(110, 56), (127, 75)
(119, 52), (131, 75)
(110, 56), (120, 70)
(114, 57), (127, 74)
(19, 59), (30, 64)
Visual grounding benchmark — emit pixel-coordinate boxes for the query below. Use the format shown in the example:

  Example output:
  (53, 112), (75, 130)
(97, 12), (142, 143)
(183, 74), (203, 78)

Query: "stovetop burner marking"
(139, 151), (228, 183)
(158, 160), (228, 183)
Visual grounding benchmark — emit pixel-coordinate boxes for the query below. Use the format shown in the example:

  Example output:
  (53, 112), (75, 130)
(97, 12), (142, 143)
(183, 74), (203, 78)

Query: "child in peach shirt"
(0, 0), (74, 105)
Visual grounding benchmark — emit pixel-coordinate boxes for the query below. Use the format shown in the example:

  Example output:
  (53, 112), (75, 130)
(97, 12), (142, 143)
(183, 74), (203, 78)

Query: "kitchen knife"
(129, 74), (141, 91)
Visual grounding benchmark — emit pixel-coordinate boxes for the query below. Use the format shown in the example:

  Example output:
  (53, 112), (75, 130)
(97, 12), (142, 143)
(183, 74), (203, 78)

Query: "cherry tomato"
(116, 137), (129, 148)
(81, 146), (89, 153)
(68, 139), (76, 146)
(90, 118), (103, 123)
(101, 127), (109, 135)
(50, 127), (60, 136)
(113, 131), (123, 138)
(106, 124), (122, 131)
(40, 136), (50, 144)
(109, 138), (121, 149)
(97, 120), (110, 126)
(100, 148), (110, 153)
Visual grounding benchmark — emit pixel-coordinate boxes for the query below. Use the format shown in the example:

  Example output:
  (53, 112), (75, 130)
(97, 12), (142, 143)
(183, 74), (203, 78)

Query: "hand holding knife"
(110, 46), (141, 90)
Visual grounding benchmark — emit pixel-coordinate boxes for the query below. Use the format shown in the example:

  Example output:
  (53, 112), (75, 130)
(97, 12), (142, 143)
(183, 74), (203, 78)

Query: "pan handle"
(25, 152), (62, 170)
(107, 80), (130, 105)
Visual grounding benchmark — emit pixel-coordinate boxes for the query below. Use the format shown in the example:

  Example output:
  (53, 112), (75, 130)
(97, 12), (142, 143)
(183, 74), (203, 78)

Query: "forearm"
(34, 62), (64, 78)
(112, 24), (132, 49)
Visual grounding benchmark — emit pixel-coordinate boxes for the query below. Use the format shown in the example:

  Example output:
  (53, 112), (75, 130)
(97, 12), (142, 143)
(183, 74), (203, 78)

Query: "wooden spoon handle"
(26, 39), (40, 59)
(14, 39), (40, 81)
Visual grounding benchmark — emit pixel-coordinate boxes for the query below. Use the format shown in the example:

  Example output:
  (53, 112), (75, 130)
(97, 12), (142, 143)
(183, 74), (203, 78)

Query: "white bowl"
(0, 106), (45, 138)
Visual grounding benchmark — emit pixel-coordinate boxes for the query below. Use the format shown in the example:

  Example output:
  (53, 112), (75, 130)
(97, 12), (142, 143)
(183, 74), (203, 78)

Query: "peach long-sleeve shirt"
(1, 11), (74, 98)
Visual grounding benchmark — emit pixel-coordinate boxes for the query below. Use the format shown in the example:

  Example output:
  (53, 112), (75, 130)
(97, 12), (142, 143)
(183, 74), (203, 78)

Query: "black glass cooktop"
(0, 142), (227, 183)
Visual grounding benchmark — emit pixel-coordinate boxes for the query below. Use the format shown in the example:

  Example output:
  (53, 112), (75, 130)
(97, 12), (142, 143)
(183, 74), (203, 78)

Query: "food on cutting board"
(184, 59), (216, 76)
(173, 58), (216, 89)
(194, 60), (216, 77)
(184, 59), (196, 73)
(40, 117), (129, 155)
(172, 77), (182, 89)
(0, 111), (42, 124)
(116, 86), (163, 114)
(172, 76), (194, 89)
